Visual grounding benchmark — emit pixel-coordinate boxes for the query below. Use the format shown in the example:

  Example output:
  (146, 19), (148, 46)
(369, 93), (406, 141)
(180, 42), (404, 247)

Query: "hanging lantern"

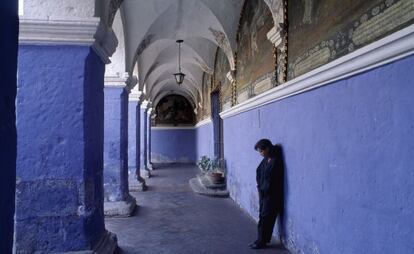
(174, 40), (185, 85)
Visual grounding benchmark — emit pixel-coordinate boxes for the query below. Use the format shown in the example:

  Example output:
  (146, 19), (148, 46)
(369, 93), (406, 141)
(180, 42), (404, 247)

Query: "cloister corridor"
(106, 164), (289, 254)
(2, 0), (414, 253)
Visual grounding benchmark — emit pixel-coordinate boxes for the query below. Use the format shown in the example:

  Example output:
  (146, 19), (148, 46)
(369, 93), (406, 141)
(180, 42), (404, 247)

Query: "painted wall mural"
(288, 0), (414, 79)
(236, 0), (275, 101)
(198, 72), (212, 121)
(214, 48), (231, 110)
(155, 95), (195, 126)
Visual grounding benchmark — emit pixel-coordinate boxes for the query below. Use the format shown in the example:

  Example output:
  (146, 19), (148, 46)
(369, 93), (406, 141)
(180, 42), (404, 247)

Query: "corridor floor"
(106, 164), (289, 254)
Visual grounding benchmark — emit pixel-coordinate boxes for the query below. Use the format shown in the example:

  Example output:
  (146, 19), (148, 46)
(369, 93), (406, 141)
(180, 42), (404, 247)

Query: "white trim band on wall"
(220, 24), (414, 119)
(195, 118), (212, 128)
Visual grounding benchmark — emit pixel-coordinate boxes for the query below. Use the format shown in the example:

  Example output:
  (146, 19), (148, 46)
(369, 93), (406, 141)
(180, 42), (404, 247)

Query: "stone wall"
(223, 54), (414, 254)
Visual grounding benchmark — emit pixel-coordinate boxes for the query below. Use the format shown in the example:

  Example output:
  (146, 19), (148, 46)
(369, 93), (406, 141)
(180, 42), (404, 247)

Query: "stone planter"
(207, 172), (225, 185)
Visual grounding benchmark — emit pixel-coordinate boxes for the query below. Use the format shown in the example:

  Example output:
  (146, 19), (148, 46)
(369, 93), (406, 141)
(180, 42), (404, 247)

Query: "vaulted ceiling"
(106, 0), (278, 110)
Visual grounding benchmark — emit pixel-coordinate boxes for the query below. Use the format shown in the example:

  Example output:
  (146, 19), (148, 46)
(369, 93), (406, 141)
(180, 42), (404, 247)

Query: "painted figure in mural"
(250, 139), (285, 249)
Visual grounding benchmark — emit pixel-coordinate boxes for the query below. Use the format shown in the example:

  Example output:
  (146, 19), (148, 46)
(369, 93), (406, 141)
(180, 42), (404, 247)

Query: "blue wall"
(0, 1), (17, 253)
(151, 128), (197, 163)
(128, 101), (140, 171)
(223, 55), (414, 254)
(195, 122), (214, 160)
(151, 123), (214, 164)
(16, 45), (106, 252)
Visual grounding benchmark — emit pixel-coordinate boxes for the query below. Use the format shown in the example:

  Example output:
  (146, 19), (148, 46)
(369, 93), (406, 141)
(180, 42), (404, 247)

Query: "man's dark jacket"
(256, 146), (284, 216)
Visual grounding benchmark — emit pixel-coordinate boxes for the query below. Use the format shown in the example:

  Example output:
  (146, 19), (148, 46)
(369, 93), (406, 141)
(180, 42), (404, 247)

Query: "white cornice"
(221, 24), (414, 119)
(195, 118), (212, 128)
(19, 18), (99, 45)
(19, 18), (118, 64)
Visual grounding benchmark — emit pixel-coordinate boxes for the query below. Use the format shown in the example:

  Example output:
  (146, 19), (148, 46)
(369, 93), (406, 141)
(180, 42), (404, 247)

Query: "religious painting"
(213, 48), (231, 108)
(236, 0), (275, 95)
(288, 0), (414, 79)
(155, 95), (195, 126)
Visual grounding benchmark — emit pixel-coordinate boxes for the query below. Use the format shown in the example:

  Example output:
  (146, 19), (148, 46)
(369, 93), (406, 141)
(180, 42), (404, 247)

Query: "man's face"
(257, 148), (270, 158)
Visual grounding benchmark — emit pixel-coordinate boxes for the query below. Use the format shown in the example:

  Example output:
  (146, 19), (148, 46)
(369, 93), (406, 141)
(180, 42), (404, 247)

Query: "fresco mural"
(155, 95), (195, 126)
(197, 72), (212, 121)
(213, 48), (231, 109)
(236, 0), (275, 99)
(288, 0), (414, 79)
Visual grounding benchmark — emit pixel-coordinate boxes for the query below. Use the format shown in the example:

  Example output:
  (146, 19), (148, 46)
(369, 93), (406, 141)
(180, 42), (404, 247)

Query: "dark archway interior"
(154, 94), (195, 126)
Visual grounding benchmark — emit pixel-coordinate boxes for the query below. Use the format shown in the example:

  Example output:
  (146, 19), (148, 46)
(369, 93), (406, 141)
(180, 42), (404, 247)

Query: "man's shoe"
(249, 243), (267, 249)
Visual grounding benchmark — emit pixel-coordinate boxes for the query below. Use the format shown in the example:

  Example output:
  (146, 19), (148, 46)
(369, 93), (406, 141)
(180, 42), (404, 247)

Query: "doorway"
(211, 90), (223, 159)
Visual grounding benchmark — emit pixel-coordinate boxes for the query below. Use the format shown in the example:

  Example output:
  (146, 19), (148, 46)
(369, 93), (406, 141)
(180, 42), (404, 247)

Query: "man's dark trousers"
(257, 194), (281, 243)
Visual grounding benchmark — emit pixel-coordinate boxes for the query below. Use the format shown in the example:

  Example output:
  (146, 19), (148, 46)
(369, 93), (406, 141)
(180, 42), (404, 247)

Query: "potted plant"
(209, 157), (226, 184)
(197, 156), (226, 185)
(196, 156), (213, 174)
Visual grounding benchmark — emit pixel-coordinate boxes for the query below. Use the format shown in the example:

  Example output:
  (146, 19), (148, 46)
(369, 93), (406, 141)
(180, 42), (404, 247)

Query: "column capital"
(140, 100), (151, 110)
(19, 18), (118, 64)
(104, 73), (129, 89)
(147, 107), (154, 116)
(129, 91), (143, 102)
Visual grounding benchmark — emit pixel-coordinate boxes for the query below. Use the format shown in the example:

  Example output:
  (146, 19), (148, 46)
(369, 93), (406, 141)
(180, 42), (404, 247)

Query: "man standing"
(250, 139), (284, 249)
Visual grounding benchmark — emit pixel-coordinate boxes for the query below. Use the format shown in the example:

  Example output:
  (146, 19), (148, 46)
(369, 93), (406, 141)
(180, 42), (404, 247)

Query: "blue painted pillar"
(140, 101), (151, 178)
(146, 108), (154, 170)
(103, 86), (136, 216)
(0, 1), (18, 253)
(15, 45), (117, 252)
(128, 95), (147, 191)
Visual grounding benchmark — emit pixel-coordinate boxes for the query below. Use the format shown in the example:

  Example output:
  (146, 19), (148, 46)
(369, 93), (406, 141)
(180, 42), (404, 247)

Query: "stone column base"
(147, 163), (154, 171)
(104, 195), (137, 217)
(129, 175), (147, 192)
(56, 230), (118, 254)
(141, 168), (151, 178)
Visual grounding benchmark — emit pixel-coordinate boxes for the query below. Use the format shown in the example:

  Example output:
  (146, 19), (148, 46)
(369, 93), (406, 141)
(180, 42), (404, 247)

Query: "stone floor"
(106, 164), (289, 254)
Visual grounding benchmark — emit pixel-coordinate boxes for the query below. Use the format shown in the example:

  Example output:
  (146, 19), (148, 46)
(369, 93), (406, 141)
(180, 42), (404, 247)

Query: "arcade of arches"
(1, 0), (414, 253)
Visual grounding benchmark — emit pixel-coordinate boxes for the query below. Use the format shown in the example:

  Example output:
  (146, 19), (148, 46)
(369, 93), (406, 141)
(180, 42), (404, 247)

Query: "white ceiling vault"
(106, 0), (282, 110)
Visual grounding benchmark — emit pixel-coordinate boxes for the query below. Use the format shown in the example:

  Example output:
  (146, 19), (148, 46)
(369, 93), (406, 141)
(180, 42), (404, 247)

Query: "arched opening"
(154, 94), (195, 127)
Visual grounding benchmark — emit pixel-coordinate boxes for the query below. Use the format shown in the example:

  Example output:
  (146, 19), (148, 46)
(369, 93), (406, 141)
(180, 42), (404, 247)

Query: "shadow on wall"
(275, 144), (287, 242)
(265, 143), (287, 241)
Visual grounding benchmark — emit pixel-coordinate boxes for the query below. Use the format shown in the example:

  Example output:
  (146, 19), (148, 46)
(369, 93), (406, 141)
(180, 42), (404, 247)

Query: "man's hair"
(254, 139), (273, 151)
